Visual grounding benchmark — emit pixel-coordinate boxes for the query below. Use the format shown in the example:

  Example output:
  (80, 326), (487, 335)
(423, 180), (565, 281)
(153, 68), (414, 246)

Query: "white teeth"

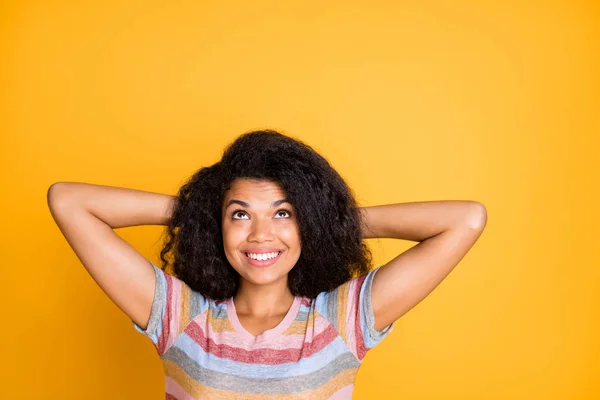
(246, 251), (280, 261)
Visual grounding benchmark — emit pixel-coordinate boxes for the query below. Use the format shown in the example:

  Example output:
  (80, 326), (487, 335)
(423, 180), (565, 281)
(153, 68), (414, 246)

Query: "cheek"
(279, 225), (301, 247)
(222, 224), (245, 250)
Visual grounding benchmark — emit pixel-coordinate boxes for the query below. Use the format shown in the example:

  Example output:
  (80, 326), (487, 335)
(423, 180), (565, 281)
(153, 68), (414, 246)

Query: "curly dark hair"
(159, 129), (373, 300)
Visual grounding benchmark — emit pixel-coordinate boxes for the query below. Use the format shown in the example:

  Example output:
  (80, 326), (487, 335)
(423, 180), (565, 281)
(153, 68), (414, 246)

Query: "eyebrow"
(225, 198), (290, 210)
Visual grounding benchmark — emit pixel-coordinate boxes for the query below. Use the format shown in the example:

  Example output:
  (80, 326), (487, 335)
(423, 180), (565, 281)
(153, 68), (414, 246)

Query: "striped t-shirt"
(133, 262), (394, 399)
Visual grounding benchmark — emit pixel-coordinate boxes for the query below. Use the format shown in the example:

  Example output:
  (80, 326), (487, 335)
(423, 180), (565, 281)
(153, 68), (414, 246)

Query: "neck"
(233, 278), (295, 318)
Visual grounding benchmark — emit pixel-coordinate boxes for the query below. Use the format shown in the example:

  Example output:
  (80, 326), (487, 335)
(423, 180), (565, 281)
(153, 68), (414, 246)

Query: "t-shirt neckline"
(226, 295), (301, 341)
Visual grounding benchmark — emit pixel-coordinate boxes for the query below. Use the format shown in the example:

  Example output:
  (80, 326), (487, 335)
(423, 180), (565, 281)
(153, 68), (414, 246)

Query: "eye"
(231, 209), (292, 220)
(232, 210), (249, 220)
(275, 209), (292, 218)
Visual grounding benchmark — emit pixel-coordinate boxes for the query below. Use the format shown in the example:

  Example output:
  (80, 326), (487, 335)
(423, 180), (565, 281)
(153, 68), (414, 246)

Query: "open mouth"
(244, 251), (282, 261)
(242, 250), (283, 267)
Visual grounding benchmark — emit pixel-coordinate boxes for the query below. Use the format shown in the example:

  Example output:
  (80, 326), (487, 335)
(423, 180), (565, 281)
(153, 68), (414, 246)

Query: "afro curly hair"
(159, 129), (373, 300)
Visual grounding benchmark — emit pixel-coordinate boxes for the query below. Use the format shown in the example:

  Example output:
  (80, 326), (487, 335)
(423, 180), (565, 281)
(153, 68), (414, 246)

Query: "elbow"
(47, 182), (74, 211)
(466, 202), (487, 230)
(47, 182), (65, 204)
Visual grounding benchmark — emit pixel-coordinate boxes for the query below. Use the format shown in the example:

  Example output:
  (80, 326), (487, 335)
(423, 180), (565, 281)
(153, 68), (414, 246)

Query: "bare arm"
(360, 201), (487, 330)
(47, 182), (176, 330)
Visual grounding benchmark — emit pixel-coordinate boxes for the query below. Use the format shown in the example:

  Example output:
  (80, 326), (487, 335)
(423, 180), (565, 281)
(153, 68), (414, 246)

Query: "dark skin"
(360, 200), (487, 330)
(47, 180), (486, 337)
(220, 178), (488, 336)
(221, 179), (301, 336)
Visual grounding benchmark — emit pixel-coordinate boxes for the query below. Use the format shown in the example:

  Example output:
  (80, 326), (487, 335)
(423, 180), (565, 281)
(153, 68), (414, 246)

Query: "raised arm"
(360, 200), (487, 331)
(47, 182), (175, 330)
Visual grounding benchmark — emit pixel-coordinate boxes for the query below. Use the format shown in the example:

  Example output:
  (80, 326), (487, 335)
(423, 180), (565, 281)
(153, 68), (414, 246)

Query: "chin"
(239, 262), (291, 279)
(242, 271), (286, 286)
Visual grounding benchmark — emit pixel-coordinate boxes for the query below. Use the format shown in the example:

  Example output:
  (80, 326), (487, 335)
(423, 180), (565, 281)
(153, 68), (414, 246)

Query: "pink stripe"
(353, 276), (368, 360)
(344, 279), (358, 358)
(166, 277), (182, 352)
(204, 330), (304, 349)
(330, 384), (355, 399)
(300, 298), (311, 307)
(157, 273), (182, 356)
(186, 321), (339, 364)
(205, 315), (333, 349)
(165, 376), (196, 400)
(157, 273), (172, 355)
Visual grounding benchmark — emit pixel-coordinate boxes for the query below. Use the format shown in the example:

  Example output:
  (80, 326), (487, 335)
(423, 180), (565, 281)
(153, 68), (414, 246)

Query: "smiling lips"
(242, 250), (283, 267)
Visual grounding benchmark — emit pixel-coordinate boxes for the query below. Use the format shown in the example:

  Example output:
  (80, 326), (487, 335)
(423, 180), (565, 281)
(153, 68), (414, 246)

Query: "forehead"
(223, 179), (286, 201)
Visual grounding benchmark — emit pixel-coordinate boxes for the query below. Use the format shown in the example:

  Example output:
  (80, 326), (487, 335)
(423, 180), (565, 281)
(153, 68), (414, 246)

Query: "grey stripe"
(189, 291), (204, 318)
(294, 310), (309, 321)
(362, 266), (394, 341)
(326, 288), (338, 329)
(164, 348), (359, 394)
(138, 263), (166, 337)
(209, 302), (229, 320)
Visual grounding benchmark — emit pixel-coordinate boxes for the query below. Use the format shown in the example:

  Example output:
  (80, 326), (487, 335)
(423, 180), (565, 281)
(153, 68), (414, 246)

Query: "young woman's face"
(221, 178), (301, 288)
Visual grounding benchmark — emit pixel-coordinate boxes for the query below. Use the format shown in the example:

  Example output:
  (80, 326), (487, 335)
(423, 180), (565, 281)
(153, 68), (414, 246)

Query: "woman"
(47, 129), (487, 399)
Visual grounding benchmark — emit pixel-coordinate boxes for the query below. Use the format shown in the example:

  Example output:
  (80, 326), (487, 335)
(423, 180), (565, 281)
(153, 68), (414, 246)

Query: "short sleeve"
(315, 265), (394, 361)
(132, 261), (209, 356)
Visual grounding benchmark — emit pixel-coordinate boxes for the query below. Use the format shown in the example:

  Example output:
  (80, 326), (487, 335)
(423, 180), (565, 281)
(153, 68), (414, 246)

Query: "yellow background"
(2, 0), (598, 399)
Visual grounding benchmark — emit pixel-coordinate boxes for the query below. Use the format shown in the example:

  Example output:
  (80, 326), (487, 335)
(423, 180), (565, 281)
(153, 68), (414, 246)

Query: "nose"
(248, 217), (275, 243)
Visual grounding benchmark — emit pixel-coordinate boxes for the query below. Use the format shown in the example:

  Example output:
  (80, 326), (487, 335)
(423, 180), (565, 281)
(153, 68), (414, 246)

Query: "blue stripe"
(171, 330), (358, 378)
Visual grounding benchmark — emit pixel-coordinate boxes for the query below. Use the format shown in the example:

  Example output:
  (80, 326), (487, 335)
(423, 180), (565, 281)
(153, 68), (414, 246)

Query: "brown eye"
(232, 210), (249, 220)
(275, 209), (292, 218)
